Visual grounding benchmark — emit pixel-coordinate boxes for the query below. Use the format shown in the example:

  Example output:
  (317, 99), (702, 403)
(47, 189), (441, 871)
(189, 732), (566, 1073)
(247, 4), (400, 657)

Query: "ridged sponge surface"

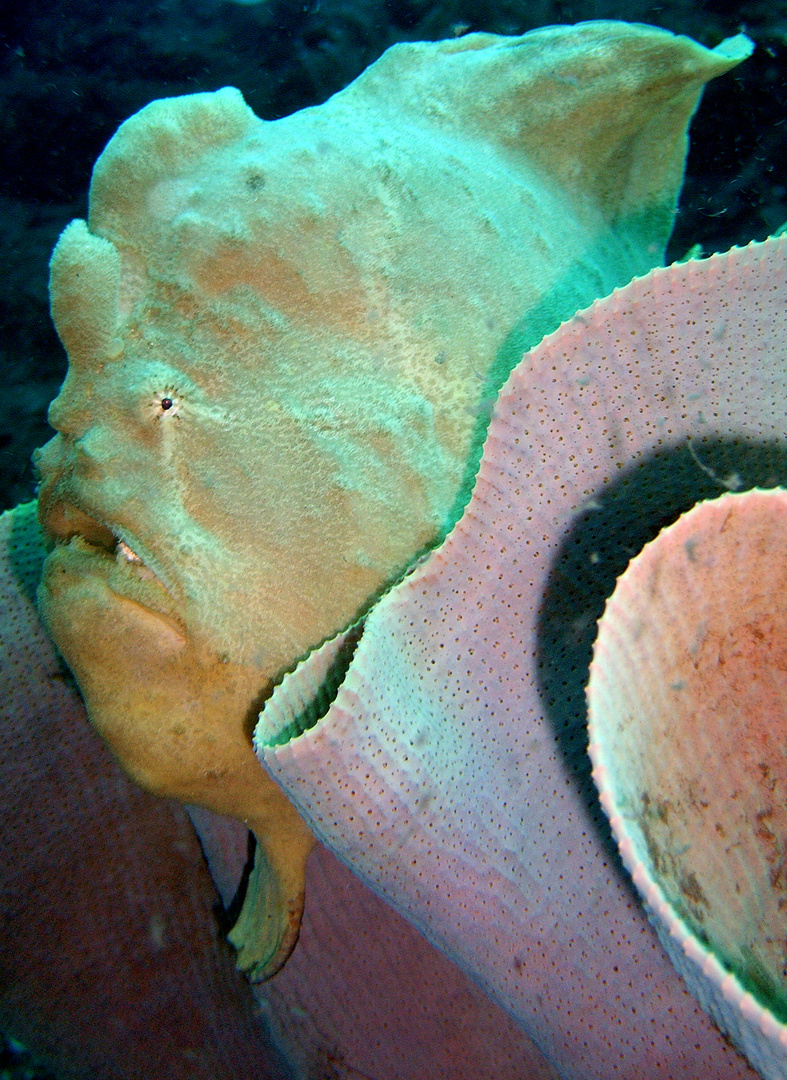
(257, 236), (787, 1080)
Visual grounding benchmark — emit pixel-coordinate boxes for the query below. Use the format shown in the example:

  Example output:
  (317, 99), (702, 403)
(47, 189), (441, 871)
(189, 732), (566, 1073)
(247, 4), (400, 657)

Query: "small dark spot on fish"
(680, 871), (708, 910)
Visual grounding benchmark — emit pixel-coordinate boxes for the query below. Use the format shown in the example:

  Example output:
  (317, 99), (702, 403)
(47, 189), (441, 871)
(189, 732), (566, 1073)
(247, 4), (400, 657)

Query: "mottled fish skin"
(34, 23), (750, 978)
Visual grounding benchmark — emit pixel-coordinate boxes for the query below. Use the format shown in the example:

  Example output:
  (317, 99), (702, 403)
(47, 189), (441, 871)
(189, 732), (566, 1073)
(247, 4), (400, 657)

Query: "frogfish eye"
(152, 390), (181, 418)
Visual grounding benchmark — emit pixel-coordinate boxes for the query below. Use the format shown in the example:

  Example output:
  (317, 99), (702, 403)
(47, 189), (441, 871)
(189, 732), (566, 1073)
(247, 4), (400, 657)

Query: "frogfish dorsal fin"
(336, 22), (752, 254)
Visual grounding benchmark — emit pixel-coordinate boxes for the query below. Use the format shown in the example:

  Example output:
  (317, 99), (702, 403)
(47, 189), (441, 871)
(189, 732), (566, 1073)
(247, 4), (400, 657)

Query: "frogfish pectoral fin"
(229, 814), (314, 981)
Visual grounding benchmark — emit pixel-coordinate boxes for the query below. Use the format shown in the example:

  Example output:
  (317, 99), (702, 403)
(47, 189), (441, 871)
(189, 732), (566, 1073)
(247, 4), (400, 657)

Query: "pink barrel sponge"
(588, 488), (787, 1080)
(255, 235), (786, 1080)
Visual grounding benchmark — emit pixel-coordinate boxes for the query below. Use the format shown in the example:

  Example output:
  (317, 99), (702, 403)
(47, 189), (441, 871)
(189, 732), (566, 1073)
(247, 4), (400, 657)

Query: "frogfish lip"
(38, 488), (147, 568)
(37, 486), (183, 631)
(38, 495), (118, 555)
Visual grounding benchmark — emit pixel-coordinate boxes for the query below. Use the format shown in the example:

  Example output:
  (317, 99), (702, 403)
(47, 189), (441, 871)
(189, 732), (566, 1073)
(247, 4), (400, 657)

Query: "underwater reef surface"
(0, 1031), (54, 1079)
(0, 0), (785, 514)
